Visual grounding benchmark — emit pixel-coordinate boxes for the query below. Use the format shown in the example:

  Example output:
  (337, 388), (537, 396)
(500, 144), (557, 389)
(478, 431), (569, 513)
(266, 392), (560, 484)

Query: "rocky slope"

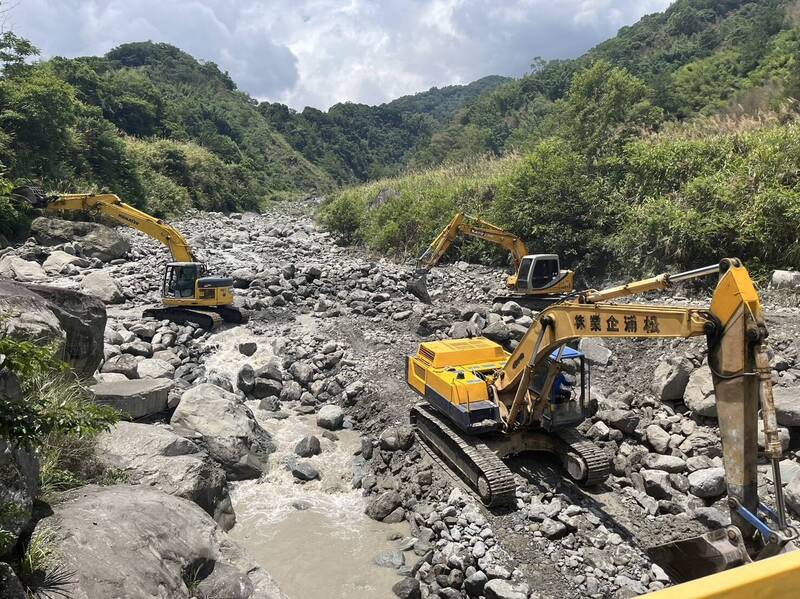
(2, 203), (800, 599)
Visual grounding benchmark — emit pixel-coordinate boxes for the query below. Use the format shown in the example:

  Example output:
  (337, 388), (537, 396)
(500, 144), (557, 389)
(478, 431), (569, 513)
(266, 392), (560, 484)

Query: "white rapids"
(203, 325), (410, 599)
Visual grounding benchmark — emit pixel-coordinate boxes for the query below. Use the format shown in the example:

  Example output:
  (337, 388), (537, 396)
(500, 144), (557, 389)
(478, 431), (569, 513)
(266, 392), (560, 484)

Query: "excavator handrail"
(415, 212), (529, 271)
(45, 193), (196, 263)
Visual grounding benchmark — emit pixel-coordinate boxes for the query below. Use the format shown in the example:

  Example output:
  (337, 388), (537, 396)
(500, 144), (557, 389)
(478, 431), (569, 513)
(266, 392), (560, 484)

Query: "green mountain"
(259, 76), (509, 184)
(319, 0), (800, 278)
(414, 0), (800, 166)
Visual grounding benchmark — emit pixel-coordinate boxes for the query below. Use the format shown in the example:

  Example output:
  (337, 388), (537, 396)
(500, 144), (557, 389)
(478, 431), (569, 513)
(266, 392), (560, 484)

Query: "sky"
(7, 0), (673, 110)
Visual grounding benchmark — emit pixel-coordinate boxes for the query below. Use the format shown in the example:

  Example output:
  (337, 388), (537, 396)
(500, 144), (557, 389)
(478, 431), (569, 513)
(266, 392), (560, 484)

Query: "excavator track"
(555, 428), (611, 486)
(411, 403), (516, 507)
(142, 307), (223, 330)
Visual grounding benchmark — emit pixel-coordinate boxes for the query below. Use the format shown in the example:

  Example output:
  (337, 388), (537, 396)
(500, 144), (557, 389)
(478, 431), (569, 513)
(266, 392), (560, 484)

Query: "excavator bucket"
(407, 270), (432, 304)
(647, 528), (751, 583)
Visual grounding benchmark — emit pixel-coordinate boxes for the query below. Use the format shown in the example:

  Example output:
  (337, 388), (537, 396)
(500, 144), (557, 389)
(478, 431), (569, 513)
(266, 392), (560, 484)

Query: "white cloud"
(8, 0), (673, 109)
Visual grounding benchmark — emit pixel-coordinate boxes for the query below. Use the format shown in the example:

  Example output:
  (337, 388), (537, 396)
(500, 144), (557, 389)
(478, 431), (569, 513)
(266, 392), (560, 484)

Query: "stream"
(203, 326), (410, 599)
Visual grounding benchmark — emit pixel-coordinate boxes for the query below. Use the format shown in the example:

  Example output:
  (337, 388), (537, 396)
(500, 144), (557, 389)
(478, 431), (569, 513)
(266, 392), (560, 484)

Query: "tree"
(556, 60), (663, 159)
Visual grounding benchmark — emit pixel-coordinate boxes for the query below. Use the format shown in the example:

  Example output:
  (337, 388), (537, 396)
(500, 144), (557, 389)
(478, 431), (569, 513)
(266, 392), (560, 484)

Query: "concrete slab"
(91, 378), (173, 419)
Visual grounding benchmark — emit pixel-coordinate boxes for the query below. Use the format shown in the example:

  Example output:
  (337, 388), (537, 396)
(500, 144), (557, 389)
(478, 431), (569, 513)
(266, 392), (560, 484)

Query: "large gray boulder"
(316, 404), (344, 430)
(772, 270), (800, 290)
(30, 216), (130, 262)
(651, 357), (692, 401)
(688, 467), (726, 498)
(0, 255), (46, 282)
(0, 439), (39, 557)
(22, 283), (106, 377)
(0, 282), (66, 359)
(171, 384), (275, 480)
(683, 368), (717, 418)
(0, 281), (107, 377)
(81, 269), (124, 304)
(90, 378), (173, 418)
(29, 485), (286, 599)
(773, 387), (800, 427)
(96, 422), (235, 530)
(42, 250), (89, 275)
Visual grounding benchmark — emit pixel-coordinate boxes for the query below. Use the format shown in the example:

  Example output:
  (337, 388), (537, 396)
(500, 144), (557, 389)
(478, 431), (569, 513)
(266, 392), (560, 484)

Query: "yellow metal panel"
(643, 551), (800, 599)
(418, 338), (508, 368)
(710, 264), (762, 327)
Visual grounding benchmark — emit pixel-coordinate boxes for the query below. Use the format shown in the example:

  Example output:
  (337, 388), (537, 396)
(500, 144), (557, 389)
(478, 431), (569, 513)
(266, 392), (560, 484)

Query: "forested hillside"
(259, 76), (508, 184)
(320, 0), (800, 279)
(0, 40), (333, 235)
(412, 0), (800, 165)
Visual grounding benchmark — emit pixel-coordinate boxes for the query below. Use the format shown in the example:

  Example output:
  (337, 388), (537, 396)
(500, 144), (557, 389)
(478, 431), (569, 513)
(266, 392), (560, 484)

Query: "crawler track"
(411, 403), (516, 507)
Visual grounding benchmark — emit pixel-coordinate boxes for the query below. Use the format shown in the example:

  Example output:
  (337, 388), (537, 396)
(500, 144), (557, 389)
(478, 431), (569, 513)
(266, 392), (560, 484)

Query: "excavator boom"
(47, 193), (195, 263)
(415, 212), (529, 271)
(18, 188), (246, 329)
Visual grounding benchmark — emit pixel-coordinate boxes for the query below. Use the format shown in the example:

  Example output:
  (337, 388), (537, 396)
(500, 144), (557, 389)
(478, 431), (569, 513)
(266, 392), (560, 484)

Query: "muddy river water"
(204, 327), (409, 599)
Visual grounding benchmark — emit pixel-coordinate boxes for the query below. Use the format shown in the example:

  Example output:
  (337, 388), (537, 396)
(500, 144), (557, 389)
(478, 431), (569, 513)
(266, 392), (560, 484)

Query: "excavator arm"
(408, 258), (795, 583)
(415, 212), (529, 271)
(44, 193), (196, 263)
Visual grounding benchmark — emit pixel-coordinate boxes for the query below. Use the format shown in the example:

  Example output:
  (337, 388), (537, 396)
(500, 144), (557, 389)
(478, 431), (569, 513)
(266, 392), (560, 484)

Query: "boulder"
(772, 270), (800, 290)
(171, 384), (275, 480)
(641, 469), (673, 499)
(482, 320), (511, 343)
(237, 364), (256, 393)
(0, 281), (66, 359)
(317, 404), (344, 430)
(688, 467), (726, 498)
(290, 460), (320, 481)
(96, 422), (235, 530)
(641, 453), (686, 473)
(31, 216), (130, 262)
(289, 361), (314, 385)
(578, 338), (612, 366)
(379, 426), (415, 451)
(239, 341), (257, 357)
(29, 485), (285, 599)
(645, 424), (671, 454)
(294, 435), (321, 457)
(597, 409), (639, 434)
(683, 368), (717, 418)
(136, 358), (175, 379)
(651, 357), (692, 401)
(90, 378), (173, 419)
(0, 255), (46, 281)
(0, 439), (39, 557)
(101, 353), (140, 379)
(21, 284), (107, 377)
(365, 490), (402, 521)
(500, 301), (523, 318)
(392, 576), (421, 599)
(484, 579), (530, 599)
(81, 269), (124, 304)
(42, 250), (89, 274)
(773, 387), (800, 427)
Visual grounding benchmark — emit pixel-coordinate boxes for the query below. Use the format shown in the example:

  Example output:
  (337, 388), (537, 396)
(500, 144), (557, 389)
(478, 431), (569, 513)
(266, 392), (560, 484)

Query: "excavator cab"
(514, 254), (568, 292)
(161, 262), (234, 306)
(531, 347), (596, 431)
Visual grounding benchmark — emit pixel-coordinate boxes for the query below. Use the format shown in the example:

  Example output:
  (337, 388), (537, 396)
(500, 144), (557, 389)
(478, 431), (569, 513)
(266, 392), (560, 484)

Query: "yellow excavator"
(407, 258), (798, 586)
(19, 189), (246, 329)
(412, 212), (575, 308)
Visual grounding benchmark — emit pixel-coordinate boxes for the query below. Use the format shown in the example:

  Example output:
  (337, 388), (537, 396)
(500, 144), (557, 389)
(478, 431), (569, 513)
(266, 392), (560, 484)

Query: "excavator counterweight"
(406, 258), (797, 584)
